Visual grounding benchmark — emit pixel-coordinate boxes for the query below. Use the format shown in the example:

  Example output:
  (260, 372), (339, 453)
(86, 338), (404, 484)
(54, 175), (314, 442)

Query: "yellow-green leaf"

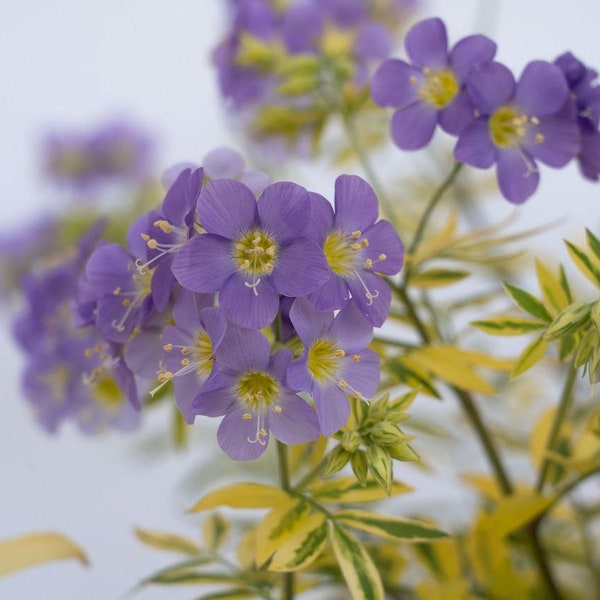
(535, 260), (569, 313)
(543, 302), (591, 340)
(145, 570), (246, 586)
(503, 282), (553, 322)
(487, 493), (552, 538)
(471, 316), (546, 336)
(330, 525), (384, 600)
(410, 268), (469, 289)
(135, 527), (200, 555)
(0, 532), (88, 578)
(310, 476), (411, 503)
(334, 509), (447, 542)
(268, 512), (328, 572)
(566, 240), (600, 287)
(255, 498), (310, 567)
(197, 589), (258, 599)
(189, 483), (291, 512)
(203, 513), (230, 553)
(510, 334), (549, 378)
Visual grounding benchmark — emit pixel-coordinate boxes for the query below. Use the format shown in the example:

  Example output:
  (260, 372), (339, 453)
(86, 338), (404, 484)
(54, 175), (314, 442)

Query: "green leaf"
(535, 259), (570, 314)
(510, 334), (550, 378)
(268, 512), (328, 572)
(350, 451), (369, 487)
(503, 282), (552, 322)
(387, 359), (440, 398)
(145, 570), (247, 586)
(189, 483), (291, 512)
(0, 532), (88, 578)
(330, 525), (384, 600)
(543, 302), (591, 341)
(135, 528), (200, 555)
(193, 589), (257, 600)
(566, 240), (600, 287)
(334, 509), (447, 542)
(366, 445), (393, 493)
(203, 514), (230, 553)
(586, 229), (600, 263)
(471, 316), (546, 336)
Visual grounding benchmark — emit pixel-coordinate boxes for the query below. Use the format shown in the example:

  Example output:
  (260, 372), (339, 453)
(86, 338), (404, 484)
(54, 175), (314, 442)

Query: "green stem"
(407, 161), (463, 257)
(536, 361), (578, 493)
(276, 442), (294, 600)
(341, 113), (394, 221)
(293, 449), (335, 493)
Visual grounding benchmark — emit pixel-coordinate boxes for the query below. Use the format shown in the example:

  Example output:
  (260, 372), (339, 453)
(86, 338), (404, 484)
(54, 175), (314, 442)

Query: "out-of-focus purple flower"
(193, 325), (320, 460)
(372, 17), (496, 150)
(172, 179), (329, 329)
(287, 298), (380, 436)
(42, 120), (154, 193)
(307, 175), (404, 327)
(554, 52), (600, 181)
(454, 60), (581, 203)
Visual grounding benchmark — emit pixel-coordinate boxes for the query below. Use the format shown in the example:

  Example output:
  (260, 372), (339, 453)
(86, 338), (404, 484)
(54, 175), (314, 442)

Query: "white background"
(1, 1), (600, 599)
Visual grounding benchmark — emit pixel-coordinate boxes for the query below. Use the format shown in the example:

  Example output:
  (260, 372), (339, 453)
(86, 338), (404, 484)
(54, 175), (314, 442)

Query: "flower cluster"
(67, 154), (403, 457)
(213, 0), (418, 156)
(373, 17), (600, 203)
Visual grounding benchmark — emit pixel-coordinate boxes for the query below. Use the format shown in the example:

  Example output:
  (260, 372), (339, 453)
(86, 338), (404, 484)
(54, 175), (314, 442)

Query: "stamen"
(353, 271), (379, 305)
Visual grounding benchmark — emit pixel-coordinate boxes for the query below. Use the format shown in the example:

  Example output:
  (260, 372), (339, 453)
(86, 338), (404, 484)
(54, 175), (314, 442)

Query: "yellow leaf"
(310, 476), (411, 503)
(411, 213), (458, 267)
(0, 532), (88, 578)
(529, 408), (570, 470)
(510, 334), (550, 379)
(135, 527), (200, 555)
(189, 483), (291, 512)
(330, 525), (384, 600)
(255, 498), (310, 567)
(535, 260), (569, 314)
(487, 493), (552, 538)
(268, 512), (328, 572)
(416, 579), (471, 600)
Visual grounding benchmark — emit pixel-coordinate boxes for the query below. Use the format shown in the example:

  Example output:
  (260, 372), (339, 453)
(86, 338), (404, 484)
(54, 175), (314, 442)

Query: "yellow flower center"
(489, 105), (529, 148)
(92, 376), (123, 412)
(307, 338), (344, 383)
(236, 370), (280, 411)
(233, 229), (278, 295)
(323, 229), (368, 276)
(417, 69), (459, 109)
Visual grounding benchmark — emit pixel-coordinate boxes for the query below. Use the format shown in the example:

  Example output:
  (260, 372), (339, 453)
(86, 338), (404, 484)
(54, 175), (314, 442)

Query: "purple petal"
(124, 329), (163, 379)
(371, 59), (420, 108)
(579, 129), (600, 180)
(163, 167), (204, 225)
(439, 89), (477, 136)
(405, 18), (448, 69)
(307, 192), (334, 242)
(219, 273), (280, 329)
(286, 352), (313, 393)
(289, 296), (334, 345)
(390, 103), (438, 151)
(496, 149), (540, 204)
(173, 374), (203, 424)
(192, 373), (236, 416)
(330, 302), (373, 351)
(466, 61), (515, 114)
(216, 324), (271, 372)
(172, 288), (206, 330)
(172, 235), (235, 293)
(217, 407), (270, 460)
(283, 4), (323, 52)
(449, 34), (496, 81)
(127, 210), (161, 258)
(526, 117), (580, 167)
(355, 23), (392, 60)
(197, 179), (257, 238)
(333, 175), (379, 232)
(270, 392), (320, 444)
(269, 239), (329, 297)
(313, 385), (350, 437)
(454, 120), (496, 168)
(239, 170), (271, 197)
(515, 61), (568, 116)
(307, 272), (350, 312)
(199, 306), (228, 352)
(339, 349), (380, 399)
(258, 182), (310, 244)
(362, 220), (404, 275)
(203, 147), (244, 179)
(269, 349), (293, 382)
(151, 261), (175, 312)
(347, 271), (392, 327)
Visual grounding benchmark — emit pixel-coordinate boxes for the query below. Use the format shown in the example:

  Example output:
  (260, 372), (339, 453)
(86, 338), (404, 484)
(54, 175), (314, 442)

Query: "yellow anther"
(242, 413), (253, 420)
(266, 246), (276, 256)
(112, 286), (121, 296)
(262, 263), (274, 274)
(158, 371), (173, 382)
(351, 230), (362, 239)
(181, 358), (191, 366)
(141, 233), (150, 241)
(422, 66), (431, 75)
(338, 379), (348, 389)
(122, 299), (131, 307)
(181, 348), (190, 355)
(163, 343), (173, 352)
(530, 116), (540, 125)
(352, 354), (360, 362)
(274, 405), (282, 413)
(535, 133), (545, 143)
(335, 349), (346, 358)
(364, 258), (373, 268)
(351, 242), (361, 251)
(146, 238), (158, 249)
(378, 253), (387, 261)
(259, 428), (268, 437)
(84, 348), (95, 358)
(153, 219), (173, 234)
(360, 239), (369, 248)
(409, 75), (417, 85)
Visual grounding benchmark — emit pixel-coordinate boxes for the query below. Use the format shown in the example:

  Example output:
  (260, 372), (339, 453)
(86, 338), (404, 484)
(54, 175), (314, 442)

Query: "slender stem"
(408, 161), (463, 257)
(536, 361), (578, 493)
(276, 442), (294, 600)
(293, 450), (334, 493)
(526, 521), (563, 600)
(341, 113), (394, 221)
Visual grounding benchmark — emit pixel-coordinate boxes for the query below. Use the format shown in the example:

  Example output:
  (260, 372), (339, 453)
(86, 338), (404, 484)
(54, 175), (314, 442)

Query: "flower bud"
(322, 445), (351, 477)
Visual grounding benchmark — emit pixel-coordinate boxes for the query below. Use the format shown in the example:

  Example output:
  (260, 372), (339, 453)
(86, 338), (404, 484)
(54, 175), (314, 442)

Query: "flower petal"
(362, 220), (404, 275)
(466, 61), (515, 114)
(346, 270), (391, 327)
(192, 373), (236, 416)
(405, 18), (448, 69)
(217, 408), (270, 460)
(340, 349), (381, 400)
(333, 174), (379, 231)
(216, 324), (271, 371)
(203, 147), (244, 179)
(496, 149), (540, 204)
(313, 385), (350, 437)
(330, 302), (373, 351)
(197, 179), (258, 238)
(439, 89), (477, 136)
(269, 392), (320, 445)
(526, 117), (580, 167)
(450, 34), (496, 81)
(307, 271), (350, 312)
(390, 102), (438, 151)
(289, 296), (334, 345)
(286, 352), (313, 393)
(172, 235), (235, 293)
(515, 61), (568, 116)
(454, 120), (496, 168)
(371, 59), (419, 107)
(307, 192), (334, 242)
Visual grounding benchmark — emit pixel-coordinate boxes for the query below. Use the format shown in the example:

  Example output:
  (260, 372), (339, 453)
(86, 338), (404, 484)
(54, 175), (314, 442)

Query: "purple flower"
(554, 52), (600, 181)
(171, 179), (330, 329)
(287, 298), (380, 436)
(306, 175), (404, 327)
(193, 325), (320, 460)
(455, 60), (581, 203)
(372, 17), (496, 150)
